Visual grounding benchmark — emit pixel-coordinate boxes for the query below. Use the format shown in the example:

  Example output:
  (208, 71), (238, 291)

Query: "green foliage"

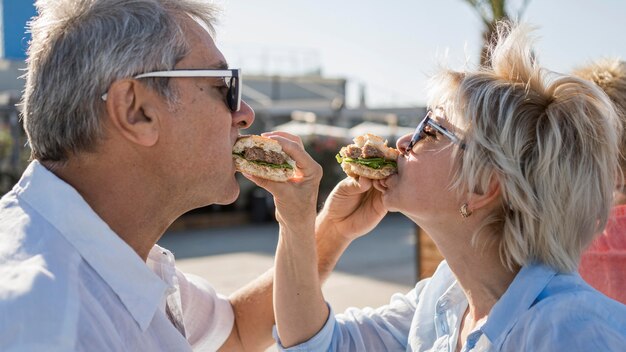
(0, 128), (13, 159)
(460, 0), (532, 64)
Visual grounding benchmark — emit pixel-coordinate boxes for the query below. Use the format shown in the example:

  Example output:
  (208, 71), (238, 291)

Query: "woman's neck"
(442, 234), (519, 352)
(434, 228), (519, 321)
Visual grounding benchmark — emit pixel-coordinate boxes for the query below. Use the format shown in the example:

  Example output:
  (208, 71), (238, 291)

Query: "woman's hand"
(242, 132), (322, 229)
(316, 176), (388, 243)
(245, 133), (327, 347)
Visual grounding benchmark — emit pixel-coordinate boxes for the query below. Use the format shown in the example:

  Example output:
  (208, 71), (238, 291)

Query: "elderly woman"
(573, 59), (626, 304)
(270, 23), (626, 351)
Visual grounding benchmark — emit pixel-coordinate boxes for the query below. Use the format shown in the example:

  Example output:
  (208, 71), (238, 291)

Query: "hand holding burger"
(336, 133), (399, 180)
(233, 135), (296, 182)
(233, 132), (323, 230)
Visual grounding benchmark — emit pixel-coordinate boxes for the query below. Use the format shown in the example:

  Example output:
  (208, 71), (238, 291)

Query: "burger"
(232, 135), (296, 182)
(336, 133), (399, 179)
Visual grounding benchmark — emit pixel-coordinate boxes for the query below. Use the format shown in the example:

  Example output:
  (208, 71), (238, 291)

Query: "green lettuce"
(335, 154), (396, 169)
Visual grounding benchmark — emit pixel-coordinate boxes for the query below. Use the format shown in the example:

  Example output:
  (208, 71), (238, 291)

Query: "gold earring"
(460, 203), (472, 218)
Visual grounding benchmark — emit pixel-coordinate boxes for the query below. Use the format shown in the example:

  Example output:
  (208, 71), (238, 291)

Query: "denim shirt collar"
(480, 263), (557, 348)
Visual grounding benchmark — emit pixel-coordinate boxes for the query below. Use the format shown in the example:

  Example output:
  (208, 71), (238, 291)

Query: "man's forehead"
(178, 15), (227, 69)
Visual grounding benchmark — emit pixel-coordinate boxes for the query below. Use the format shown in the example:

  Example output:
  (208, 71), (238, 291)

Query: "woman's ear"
(103, 80), (160, 147)
(468, 174), (502, 211)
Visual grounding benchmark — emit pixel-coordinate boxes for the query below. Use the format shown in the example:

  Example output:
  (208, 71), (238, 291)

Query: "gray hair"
(428, 22), (620, 273)
(21, 0), (220, 162)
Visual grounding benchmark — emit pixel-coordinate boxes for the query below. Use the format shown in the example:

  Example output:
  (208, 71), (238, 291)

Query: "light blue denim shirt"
(275, 260), (626, 351)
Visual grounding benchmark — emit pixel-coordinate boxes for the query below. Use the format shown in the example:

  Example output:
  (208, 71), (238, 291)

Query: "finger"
(261, 131), (304, 147)
(372, 179), (388, 192)
(336, 176), (373, 196)
(263, 135), (320, 176)
(356, 176), (373, 189)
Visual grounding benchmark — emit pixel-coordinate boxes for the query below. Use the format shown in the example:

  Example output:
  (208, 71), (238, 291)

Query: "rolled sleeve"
(179, 272), (234, 351)
(274, 285), (419, 351)
(274, 304), (336, 351)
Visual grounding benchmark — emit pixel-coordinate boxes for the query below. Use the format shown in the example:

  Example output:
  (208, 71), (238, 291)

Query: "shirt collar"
(480, 263), (556, 348)
(14, 161), (169, 330)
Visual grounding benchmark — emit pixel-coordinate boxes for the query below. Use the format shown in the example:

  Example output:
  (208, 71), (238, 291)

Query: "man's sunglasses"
(405, 110), (465, 154)
(102, 68), (241, 112)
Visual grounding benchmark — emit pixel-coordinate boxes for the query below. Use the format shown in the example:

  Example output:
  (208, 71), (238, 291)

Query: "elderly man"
(0, 0), (322, 351)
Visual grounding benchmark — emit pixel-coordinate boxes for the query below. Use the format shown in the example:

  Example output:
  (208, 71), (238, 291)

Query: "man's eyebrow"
(212, 61), (229, 70)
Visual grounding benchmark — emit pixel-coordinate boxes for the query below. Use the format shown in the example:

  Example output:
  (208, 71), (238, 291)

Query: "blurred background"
(2, 0), (626, 214)
(0, 2), (625, 347)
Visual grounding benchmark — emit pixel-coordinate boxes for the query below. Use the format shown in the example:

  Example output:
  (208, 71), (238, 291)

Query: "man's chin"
(214, 183), (240, 205)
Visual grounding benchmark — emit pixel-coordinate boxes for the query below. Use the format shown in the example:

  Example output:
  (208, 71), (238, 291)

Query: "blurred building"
(244, 74), (424, 142)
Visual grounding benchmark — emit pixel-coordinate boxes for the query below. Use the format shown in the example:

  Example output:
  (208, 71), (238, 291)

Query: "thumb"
(336, 176), (374, 196)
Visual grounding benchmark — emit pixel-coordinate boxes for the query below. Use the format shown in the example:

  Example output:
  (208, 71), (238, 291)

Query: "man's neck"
(45, 154), (181, 261)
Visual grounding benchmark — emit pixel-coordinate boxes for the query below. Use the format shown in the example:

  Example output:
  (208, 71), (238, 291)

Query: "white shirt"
(275, 260), (626, 351)
(0, 161), (234, 351)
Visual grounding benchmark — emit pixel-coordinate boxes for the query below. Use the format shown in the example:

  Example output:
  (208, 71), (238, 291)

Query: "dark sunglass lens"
(228, 77), (239, 112)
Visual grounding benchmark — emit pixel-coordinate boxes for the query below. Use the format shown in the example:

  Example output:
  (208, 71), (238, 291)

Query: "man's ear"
(467, 174), (502, 211)
(104, 80), (160, 147)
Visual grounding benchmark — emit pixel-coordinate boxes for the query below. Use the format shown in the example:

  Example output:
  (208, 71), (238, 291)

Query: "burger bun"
(340, 160), (397, 180)
(338, 133), (399, 180)
(233, 135), (296, 182)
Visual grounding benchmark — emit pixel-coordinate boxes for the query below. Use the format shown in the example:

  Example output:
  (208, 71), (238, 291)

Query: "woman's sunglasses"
(405, 110), (465, 154)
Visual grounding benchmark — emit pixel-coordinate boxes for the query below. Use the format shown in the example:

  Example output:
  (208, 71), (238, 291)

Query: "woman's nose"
(233, 100), (255, 129)
(396, 133), (412, 155)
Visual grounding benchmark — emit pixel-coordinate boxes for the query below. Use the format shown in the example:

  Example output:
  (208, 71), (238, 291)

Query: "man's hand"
(316, 176), (388, 243)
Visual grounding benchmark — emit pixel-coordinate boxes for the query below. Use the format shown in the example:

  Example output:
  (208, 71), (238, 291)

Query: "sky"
(214, 0), (626, 108)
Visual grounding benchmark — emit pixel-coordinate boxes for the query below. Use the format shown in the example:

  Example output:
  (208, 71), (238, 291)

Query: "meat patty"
(361, 144), (385, 158)
(243, 147), (287, 165)
(345, 145), (362, 158)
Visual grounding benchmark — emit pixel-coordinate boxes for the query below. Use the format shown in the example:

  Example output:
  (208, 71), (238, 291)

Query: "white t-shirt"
(0, 161), (234, 351)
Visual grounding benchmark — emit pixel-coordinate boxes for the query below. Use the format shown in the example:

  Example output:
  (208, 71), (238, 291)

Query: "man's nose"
(233, 100), (255, 129)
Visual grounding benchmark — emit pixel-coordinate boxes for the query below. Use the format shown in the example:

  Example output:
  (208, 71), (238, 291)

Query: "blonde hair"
(428, 22), (620, 273)
(573, 59), (626, 172)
